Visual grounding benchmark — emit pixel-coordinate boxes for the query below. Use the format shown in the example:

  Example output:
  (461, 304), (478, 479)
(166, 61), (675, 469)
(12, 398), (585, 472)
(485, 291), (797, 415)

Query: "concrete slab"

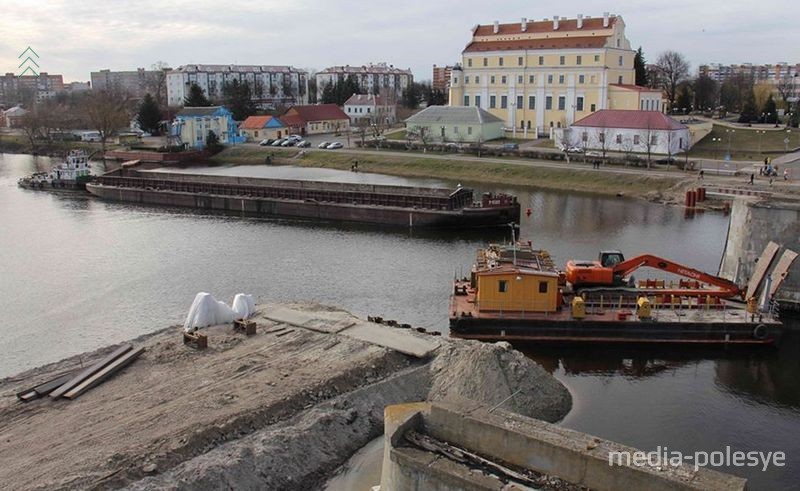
(261, 307), (355, 333)
(339, 322), (439, 358)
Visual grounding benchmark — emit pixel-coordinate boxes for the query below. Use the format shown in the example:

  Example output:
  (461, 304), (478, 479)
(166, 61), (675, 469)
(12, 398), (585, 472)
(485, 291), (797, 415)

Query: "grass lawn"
(384, 129), (406, 140)
(692, 124), (797, 161)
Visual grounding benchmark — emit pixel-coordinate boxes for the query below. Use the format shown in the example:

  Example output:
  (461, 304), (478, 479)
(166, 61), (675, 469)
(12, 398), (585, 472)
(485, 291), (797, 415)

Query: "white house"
(557, 110), (691, 156)
(343, 94), (396, 125)
(404, 106), (505, 143)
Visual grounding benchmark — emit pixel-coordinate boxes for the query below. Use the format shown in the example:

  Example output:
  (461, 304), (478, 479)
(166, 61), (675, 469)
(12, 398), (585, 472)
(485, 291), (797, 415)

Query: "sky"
(1, 0), (798, 82)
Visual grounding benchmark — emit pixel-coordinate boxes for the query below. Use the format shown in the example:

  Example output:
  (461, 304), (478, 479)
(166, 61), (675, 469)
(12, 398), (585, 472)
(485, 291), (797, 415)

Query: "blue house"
(171, 106), (246, 149)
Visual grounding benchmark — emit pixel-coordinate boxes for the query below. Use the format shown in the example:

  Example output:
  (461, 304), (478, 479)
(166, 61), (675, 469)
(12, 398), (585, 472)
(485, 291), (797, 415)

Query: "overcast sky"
(2, 0), (797, 82)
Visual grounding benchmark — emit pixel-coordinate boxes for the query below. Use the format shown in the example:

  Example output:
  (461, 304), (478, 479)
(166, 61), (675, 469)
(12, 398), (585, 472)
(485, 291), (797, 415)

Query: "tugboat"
(18, 150), (93, 191)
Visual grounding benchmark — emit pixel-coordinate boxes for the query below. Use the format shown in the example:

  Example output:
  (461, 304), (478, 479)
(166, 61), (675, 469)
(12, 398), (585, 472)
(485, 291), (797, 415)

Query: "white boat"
(18, 150), (93, 190)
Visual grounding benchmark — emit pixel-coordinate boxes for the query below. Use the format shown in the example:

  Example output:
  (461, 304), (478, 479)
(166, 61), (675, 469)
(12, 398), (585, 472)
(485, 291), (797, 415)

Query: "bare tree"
(621, 135), (635, 165)
(85, 90), (133, 157)
(592, 125), (611, 160)
(356, 118), (369, 146)
(578, 129), (590, 163)
(776, 76), (796, 105)
(147, 61), (171, 107)
(654, 51), (690, 112)
(640, 125), (656, 168)
(19, 111), (43, 151)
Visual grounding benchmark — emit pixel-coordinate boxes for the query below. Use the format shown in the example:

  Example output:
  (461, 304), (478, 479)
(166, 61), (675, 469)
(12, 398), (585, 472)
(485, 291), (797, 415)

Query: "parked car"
(502, 143), (519, 151)
(281, 139), (296, 147)
(318, 141), (331, 149)
(287, 134), (303, 142)
(296, 140), (311, 148)
(259, 139), (275, 146)
(326, 142), (344, 149)
(271, 139), (285, 147)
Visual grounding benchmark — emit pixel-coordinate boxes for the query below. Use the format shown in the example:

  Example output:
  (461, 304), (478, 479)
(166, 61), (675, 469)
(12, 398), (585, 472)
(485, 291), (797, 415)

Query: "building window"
(559, 55), (565, 65)
(547, 74), (553, 84)
(576, 96), (584, 111)
(528, 95), (535, 109)
(616, 134), (622, 144)
(468, 126), (473, 135)
(464, 76), (469, 84)
(517, 75), (523, 84)
(483, 57), (488, 67)
(498, 280), (508, 293)
(558, 96), (565, 110)
(516, 95), (523, 108)
(577, 55), (582, 65)
(490, 75), (496, 84)
(594, 55), (600, 62)
(579, 74), (585, 84)
(468, 58), (472, 67)
(464, 95), (470, 106)
(501, 95), (508, 108)
(539, 281), (548, 293)
(501, 75), (507, 84)
(527, 120), (531, 129)
(529, 75), (535, 84)
(475, 75), (480, 84)
(618, 75), (623, 84)
(619, 55), (623, 67)
(499, 57), (504, 66)
(590, 103), (596, 112)
(454, 126), (459, 134)
(651, 135), (658, 145)
(582, 131), (588, 142)
(634, 134), (640, 145)
(599, 133), (605, 143)
(518, 56), (523, 66)
(490, 95), (496, 108)
(545, 96), (552, 110)
(475, 95), (481, 107)
(538, 56), (544, 65)
(453, 77), (458, 85)
(559, 74), (565, 84)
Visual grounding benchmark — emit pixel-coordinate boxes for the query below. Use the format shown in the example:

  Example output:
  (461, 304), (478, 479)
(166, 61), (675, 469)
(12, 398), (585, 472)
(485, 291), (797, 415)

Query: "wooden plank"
(50, 345), (132, 399)
(746, 241), (780, 300)
(34, 372), (77, 396)
(63, 347), (145, 400)
(769, 249), (799, 298)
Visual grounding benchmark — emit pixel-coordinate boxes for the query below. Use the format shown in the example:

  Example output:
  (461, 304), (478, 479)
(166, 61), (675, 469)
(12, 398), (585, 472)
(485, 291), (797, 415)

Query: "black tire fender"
(753, 324), (768, 340)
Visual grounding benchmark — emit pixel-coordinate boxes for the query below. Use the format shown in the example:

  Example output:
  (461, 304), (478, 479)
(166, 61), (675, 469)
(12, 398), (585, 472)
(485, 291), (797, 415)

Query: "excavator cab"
(600, 250), (625, 267)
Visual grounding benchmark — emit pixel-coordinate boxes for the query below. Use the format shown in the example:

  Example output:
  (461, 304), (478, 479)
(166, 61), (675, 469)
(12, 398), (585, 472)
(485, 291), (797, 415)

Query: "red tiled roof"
(283, 104), (349, 123)
(609, 83), (662, 93)
(280, 114), (305, 127)
(473, 16), (616, 37)
(572, 110), (686, 131)
(464, 36), (607, 53)
(240, 115), (274, 129)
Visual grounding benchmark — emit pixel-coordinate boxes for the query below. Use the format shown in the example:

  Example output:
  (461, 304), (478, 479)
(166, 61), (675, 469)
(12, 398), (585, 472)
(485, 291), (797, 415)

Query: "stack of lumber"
(15, 344), (144, 402)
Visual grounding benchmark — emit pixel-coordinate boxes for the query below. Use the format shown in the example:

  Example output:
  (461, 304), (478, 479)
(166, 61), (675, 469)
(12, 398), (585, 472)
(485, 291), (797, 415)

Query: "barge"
(450, 242), (789, 345)
(85, 168), (519, 228)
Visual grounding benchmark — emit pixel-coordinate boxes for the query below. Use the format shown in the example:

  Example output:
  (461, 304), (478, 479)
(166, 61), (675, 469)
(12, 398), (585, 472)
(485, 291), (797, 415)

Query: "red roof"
(572, 110), (686, 131)
(280, 114), (305, 127)
(473, 16), (616, 37)
(240, 115), (275, 129)
(609, 83), (662, 93)
(283, 104), (349, 123)
(464, 36), (607, 53)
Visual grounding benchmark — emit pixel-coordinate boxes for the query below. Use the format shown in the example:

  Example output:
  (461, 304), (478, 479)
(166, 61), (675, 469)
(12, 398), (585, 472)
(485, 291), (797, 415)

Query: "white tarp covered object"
(183, 292), (255, 332)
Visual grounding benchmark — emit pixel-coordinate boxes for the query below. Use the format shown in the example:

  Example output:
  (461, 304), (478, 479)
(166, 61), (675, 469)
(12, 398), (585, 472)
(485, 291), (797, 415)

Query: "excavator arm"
(611, 254), (743, 298)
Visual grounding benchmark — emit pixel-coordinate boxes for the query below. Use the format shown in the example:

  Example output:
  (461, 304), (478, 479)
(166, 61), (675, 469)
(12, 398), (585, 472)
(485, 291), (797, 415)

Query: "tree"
(753, 83), (773, 115)
(693, 75), (719, 111)
(205, 130), (223, 153)
(401, 83), (423, 109)
(136, 93), (162, 135)
(19, 111), (43, 151)
(762, 95), (778, 124)
(640, 126), (656, 168)
(222, 79), (256, 121)
(675, 82), (693, 114)
(184, 83), (211, 107)
(776, 76), (797, 105)
(85, 89), (132, 157)
(634, 47), (648, 87)
(738, 93), (758, 123)
(307, 76), (317, 104)
(592, 126), (611, 160)
(320, 82), (336, 104)
(654, 51), (690, 111)
(146, 61), (170, 106)
(720, 74), (753, 113)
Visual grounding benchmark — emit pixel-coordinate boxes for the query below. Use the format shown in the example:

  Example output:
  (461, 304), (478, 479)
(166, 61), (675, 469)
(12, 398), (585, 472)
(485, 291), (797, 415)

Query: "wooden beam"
(50, 345), (132, 399)
(62, 347), (145, 400)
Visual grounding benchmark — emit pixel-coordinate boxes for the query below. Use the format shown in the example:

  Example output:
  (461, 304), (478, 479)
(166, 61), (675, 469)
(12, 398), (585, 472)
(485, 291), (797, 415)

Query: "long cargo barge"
(85, 168), (520, 228)
(449, 243), (784, 345)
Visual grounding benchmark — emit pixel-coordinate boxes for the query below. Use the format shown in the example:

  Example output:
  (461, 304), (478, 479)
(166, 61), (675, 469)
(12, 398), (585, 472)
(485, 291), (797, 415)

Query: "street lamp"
(725, 129), (735, 158)
(757, 130), (766, 155)
(510, 102), (517, 138)
(712, 137), (722, 171)
(786, 129), (792, 155)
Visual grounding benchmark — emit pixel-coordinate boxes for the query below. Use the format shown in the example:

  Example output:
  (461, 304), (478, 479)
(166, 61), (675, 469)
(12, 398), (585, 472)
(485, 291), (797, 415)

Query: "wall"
(476, 272), (557, 312)
(558, 126), (691, 155)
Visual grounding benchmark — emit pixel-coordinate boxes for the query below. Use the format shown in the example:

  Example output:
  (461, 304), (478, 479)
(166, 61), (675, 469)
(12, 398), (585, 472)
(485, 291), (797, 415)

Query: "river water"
(1, 154), (798, 489)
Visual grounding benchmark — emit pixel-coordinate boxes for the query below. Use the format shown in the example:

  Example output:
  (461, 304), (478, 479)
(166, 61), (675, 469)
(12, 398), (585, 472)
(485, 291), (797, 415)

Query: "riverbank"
(212, 146), (692, 202)
(0, 302), (571, 490)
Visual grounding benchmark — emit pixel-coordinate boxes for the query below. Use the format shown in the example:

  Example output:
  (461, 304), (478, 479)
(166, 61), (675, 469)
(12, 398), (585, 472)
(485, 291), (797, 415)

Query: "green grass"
(692, 124), (797, 161)
(212, 146), (685, 199)
(384, 129), (406, 140)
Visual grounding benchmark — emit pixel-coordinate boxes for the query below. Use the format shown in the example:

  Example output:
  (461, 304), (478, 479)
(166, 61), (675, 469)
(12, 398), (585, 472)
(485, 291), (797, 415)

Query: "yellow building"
(449, 13), (661, 137)
(476, 264), (559, 313)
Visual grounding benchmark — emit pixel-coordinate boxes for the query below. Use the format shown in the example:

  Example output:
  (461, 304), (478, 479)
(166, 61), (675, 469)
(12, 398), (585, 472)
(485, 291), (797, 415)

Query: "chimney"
(603, 12), (610, 27)
(577, 14), (583, 29)
(521, 17), (527, 31)
(553, 16), (559, 30)
(493, 20), (499, 34)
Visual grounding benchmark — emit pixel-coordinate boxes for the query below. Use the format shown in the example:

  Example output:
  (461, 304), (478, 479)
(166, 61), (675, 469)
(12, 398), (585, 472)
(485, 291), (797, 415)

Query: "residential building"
(698, 62), (800, 100)
(90, 68), (168, 99)
(449, 13), (646, 136)
(2, 106), (28, 128)
(607, 84), (664, 111)
(0, 72), (64, 105)
(404, 105), (505, 143)
(166, 65), (309, 108)
(556, 109), (690, 155)
(65, 81), (91, 93)
(171, 106), (245, 149)
(343, 94), (396, 125)
(315, 63), (412, 104)
(280, 104), (350, 136)
(433, 65), (454, 92)
(239, 115), (287, 141)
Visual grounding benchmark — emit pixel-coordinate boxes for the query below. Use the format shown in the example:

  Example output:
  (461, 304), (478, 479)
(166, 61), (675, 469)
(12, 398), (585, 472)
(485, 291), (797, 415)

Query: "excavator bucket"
(745, 241), (780, 300)
(768, 249), (799, 298)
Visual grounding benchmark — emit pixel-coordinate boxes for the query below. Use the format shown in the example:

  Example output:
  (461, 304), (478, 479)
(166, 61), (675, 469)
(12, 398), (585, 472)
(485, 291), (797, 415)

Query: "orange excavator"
(565, 250), (743, 299)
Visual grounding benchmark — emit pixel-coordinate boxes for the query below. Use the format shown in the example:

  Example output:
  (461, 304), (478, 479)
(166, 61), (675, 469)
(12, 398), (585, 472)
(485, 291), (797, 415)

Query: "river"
(1, 153), (798, 490)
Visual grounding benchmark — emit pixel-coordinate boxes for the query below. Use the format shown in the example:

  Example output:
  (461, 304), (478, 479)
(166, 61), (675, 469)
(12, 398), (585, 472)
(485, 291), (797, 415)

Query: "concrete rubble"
(0, 303), (571, 490)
